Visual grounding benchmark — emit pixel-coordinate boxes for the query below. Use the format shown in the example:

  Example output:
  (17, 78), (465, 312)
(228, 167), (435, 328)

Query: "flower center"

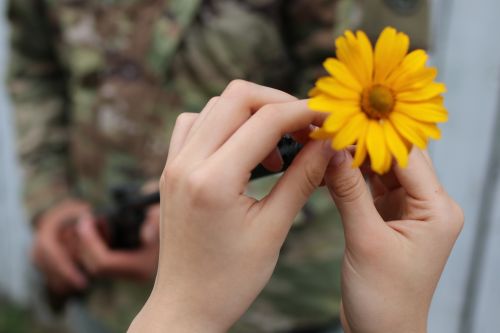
(362, 85), (395, 119)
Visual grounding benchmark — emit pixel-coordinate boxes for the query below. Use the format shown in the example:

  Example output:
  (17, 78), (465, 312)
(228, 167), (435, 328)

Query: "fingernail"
(330, 149), (346, 167)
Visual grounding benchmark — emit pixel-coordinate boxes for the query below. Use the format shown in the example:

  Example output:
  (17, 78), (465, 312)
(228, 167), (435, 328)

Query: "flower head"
(309, 27), (447, 174)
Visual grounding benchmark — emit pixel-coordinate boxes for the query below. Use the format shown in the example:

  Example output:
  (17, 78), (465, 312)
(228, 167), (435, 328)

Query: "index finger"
(394, 148), (443, 200)
(209, 100), (325, 184)
(181, 81), (297, 160)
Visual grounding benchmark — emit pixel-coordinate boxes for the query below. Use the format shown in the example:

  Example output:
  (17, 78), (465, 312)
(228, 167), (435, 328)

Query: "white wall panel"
(430, 0), (500, 332)
(0, 0), (30, 304)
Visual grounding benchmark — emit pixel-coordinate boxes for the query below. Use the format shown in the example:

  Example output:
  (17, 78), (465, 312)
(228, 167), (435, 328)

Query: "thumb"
(324, 149), (384, 238)
(258, 139), (335, 241)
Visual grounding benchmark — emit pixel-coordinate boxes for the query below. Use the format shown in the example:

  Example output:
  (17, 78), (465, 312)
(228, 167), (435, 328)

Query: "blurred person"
(7, 0), (430, 332)
(128, 82), (464, 332)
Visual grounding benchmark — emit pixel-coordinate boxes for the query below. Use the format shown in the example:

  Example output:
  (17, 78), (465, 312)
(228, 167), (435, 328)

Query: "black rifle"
(97, 136), (303, 249)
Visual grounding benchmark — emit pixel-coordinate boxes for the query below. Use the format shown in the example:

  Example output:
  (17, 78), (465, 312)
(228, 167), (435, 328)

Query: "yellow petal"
(315, 77), (361, 100)
(397, 82), (447, 102)
(382, 120), (409, 168)
(366, 120), (389, 174)
(356, 31), (374, 82)
(381, 146), (393, 174)
(393, 67), (438, 92)
(336, 32), (371, 87)
(352, 122), (369, 167)
(374, 27), (410, 83)
(386, 49), (428, 86)
(394, 101), (449, 123)
(429, 95), (444, 106)
(331, 112), (368, 150)
(310, 128), (334, 140)
(323, 111), (358, 133)
(390, 113), (427, 148)
(395, 113), (442, 140)
(308, 87), (321, 97)
(415, 121), (442, 140)
(399, 131), (413, 150)
(323, 58), (363, 92)
(308, 96), (360, 114)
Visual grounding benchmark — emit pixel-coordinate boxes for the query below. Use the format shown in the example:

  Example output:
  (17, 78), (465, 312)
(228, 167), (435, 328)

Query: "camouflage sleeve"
(282, 0), (346, 97)
(284, 0), (430, 97)
(7, 0), (73, 223)
(359, 0), (430, 50)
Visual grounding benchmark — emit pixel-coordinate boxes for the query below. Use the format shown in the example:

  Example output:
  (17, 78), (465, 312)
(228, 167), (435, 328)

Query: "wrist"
(342, 309), (427, 333)
(129, 283), (224, 333)
(344, 321), (427, 333)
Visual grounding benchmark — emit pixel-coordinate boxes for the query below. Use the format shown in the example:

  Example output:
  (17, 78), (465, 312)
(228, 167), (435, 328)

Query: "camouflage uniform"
(7, 0), (429, 332)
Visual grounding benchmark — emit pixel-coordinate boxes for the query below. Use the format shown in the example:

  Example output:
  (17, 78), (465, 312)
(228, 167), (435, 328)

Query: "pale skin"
(129, 80), (464, 333)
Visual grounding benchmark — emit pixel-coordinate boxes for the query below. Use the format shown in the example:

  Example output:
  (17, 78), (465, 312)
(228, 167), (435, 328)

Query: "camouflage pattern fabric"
(7, 0), (429, 332)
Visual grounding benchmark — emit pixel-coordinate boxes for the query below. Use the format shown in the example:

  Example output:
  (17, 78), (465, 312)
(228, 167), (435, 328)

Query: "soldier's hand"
(325, 148), (464, 333)
(32, 199), (89, 295)
(129, 81), (334, 333)
(75, 205), (160, 281)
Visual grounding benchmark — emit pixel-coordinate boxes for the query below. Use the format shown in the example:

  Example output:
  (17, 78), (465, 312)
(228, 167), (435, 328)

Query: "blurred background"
(1, 0), (499, 332)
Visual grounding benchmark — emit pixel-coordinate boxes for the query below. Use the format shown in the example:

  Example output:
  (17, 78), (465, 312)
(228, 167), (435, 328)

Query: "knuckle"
(255, 104), (279, 119)
(448, 200), (465, 235)
(159, 173), (167, 192)
(185, 169), (214, 205)
(433, 184), (447, 198)
(175, 112), (195, 126)
(161, 162), (185, 190)
(207, 96), (219, 106)
(435, 198), (464, 237)
(224, 79), (251, 97)
(254, 104), (281, 123)
(300, 161), (324, 197)
(332, 174), (365, 204)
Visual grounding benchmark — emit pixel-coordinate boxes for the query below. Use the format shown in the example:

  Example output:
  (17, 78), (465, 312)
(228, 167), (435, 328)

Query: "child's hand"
(325, 148), (464, 333)
(129, 81), (334, 333)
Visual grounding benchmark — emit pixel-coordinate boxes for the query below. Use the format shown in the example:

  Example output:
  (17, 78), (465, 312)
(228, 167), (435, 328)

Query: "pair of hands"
(32, 199), (160, 295)
(129, 80), (464, 333)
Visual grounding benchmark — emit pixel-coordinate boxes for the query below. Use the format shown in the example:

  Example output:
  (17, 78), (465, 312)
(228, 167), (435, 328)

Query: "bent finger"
(260, 147), (284, 173)
(184, 97), (219, 142)
(183, 81), (297, 160)
(257, 140), (334, 240)
(166, 112), (199, 167)
(210, 100), (324, 186)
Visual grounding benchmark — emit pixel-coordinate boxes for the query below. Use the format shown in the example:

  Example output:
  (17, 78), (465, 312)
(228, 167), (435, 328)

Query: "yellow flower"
(309, 27), (448, 174)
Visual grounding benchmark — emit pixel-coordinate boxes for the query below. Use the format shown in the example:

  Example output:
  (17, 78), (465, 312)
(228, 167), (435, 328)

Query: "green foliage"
(0, 299), (61, 333)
